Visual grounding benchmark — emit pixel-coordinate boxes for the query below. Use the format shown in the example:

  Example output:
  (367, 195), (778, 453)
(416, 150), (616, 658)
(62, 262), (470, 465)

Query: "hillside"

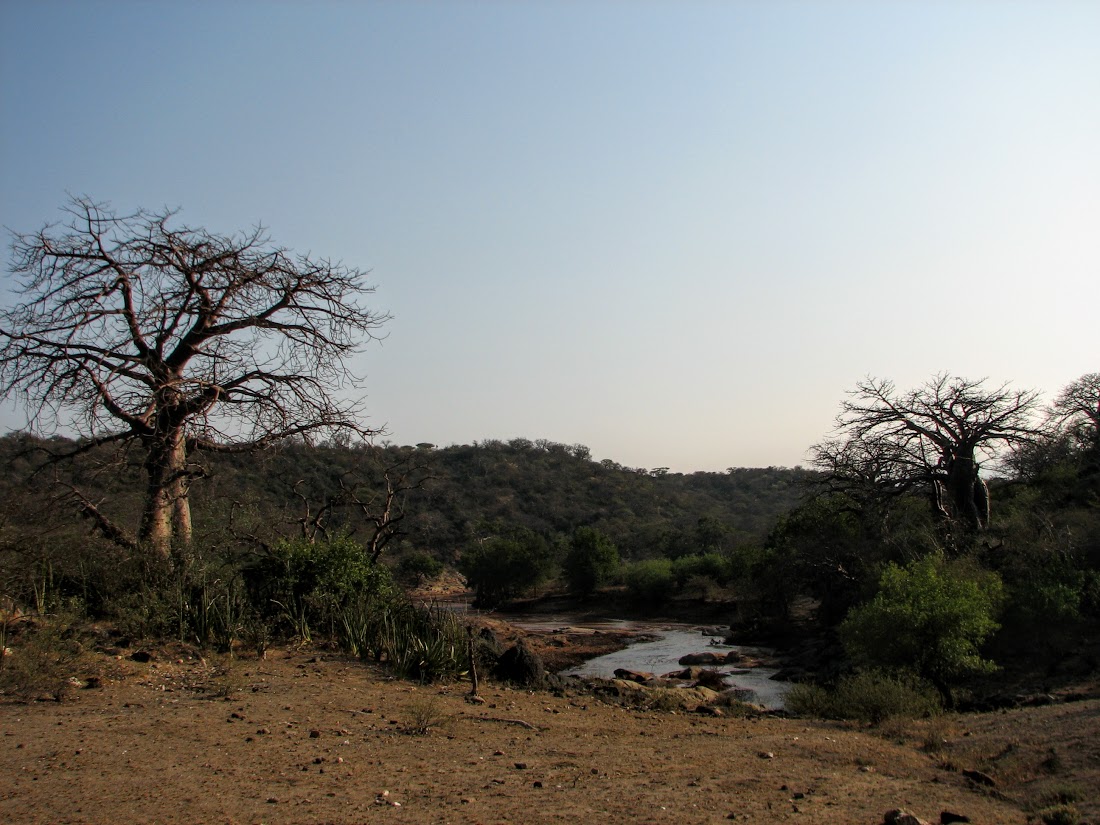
(0, 433), (812, 565)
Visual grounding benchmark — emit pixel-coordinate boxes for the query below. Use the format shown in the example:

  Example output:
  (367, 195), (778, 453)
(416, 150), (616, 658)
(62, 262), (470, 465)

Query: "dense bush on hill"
(0, 434), (811, 570)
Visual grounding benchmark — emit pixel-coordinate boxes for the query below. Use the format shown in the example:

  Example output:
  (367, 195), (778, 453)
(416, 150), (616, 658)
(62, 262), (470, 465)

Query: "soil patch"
(3, 645), (1095, 824)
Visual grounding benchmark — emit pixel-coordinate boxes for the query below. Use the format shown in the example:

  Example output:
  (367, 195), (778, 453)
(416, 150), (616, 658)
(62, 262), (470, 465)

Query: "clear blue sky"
(2, 1), (1097, 471)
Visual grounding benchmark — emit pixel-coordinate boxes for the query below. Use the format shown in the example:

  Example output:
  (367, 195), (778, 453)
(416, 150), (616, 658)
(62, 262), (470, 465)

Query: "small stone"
(940, 813), (970, 824)
(884, 810), (932, 825)
(533, 780), (543, 788)
(256, 728), (270, 735)
(309, 729), (321, 739)
(461, 797), (475, 804)
(514, 762), (528, 770)
(266, 797), (277, 804)
(758, 751), (775, 759)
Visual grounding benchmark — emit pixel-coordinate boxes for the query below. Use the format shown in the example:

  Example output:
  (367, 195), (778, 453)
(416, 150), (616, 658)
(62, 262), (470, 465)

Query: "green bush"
(623, 558), (674, 604)
(458, 528), (552, 606)
(248, 535), (395, 641)
(670, 553), (729, 587)
(841, 553), (1002, 702)
(783, 682), (835, 718)
(785, 670), (941, 723)
(563, 527), (620, 597)
(397, 552), (445, 587)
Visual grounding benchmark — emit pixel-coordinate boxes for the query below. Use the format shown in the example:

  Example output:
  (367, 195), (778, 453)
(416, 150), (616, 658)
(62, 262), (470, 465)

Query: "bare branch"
(1, 196), (390, 559)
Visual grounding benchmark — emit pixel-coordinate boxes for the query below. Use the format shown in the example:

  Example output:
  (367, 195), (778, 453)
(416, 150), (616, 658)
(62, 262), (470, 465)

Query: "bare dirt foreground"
(1, 645), (1097, 825)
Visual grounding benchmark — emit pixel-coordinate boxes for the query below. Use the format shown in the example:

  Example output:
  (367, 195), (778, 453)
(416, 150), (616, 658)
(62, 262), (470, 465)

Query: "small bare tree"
(281, 447), (433, 563)
(0, 196), (389, 561)
(813, 375), (1042, 532)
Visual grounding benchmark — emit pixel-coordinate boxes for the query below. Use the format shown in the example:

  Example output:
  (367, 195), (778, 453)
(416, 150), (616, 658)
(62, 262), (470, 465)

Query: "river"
(504, 615), (791, 709)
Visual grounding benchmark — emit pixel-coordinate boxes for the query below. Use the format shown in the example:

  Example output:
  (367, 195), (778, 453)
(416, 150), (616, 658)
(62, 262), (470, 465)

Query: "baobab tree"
(813, 375), (1042, 533)
(0, 196), (389, 561)
(1052, 373), (1100, 458)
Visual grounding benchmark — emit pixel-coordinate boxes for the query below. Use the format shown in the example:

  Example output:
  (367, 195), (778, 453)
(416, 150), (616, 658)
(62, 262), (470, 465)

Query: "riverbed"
(505, 615), (791, 709)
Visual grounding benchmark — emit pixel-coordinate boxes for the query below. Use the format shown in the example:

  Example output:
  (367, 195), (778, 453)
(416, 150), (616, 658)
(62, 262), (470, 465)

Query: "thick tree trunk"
(139, 429), (191, 561)
(944, 452), (987, 532)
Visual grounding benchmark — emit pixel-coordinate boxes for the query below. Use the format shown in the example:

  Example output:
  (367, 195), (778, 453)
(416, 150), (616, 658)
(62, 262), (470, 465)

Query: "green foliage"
(376, 603), (467, 682)
(248, 535), (395, 641)
(623, 558), (675, 605)
(784, 670), (941, 723)
(397, 551), (445, 586)
(562, 527), (620, 597)
(841, 554), (1002, 698)
(670, 552), (730, 588)
(458, 526), (552, 606)
(338, 593), (467, 683)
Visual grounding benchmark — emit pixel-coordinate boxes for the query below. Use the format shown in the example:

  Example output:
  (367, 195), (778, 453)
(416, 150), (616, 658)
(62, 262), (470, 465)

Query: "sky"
(1, 1), (1097, 472)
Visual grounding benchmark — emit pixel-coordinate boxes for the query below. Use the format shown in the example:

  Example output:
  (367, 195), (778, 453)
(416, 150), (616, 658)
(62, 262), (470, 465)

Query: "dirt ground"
(2, 636), (1098, 825)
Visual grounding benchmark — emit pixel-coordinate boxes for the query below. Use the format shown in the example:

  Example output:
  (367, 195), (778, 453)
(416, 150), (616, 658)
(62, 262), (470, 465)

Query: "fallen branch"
(475, 716), (539, 731)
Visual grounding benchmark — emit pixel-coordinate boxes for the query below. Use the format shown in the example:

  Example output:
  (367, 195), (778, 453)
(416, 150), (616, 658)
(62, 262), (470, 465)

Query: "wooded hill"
(0, 433), (812, 569)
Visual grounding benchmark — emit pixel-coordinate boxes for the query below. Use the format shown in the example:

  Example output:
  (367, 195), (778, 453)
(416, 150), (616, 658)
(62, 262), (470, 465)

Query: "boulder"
(613, 668), (654, 684)
(663, 666), (704, 680)
(493, 642), (545, 687)
(884, 810), (932, 825)
(678, 652), (722, 666)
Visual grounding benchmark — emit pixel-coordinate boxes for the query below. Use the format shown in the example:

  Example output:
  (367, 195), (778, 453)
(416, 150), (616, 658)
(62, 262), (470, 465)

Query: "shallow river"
(505, 616), (790, 709)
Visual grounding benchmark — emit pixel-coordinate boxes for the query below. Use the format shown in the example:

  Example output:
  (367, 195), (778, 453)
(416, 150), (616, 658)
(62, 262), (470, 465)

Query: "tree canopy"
(813, 375), (1041, 534)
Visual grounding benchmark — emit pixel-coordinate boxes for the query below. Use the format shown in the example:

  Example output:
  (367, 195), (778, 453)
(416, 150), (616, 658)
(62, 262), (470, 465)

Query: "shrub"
(562, 527), (619, 597)
(397, 552), (445, 587)
(458, 528), (552, 606)
(1034, 804), (1081, 825)
(671, 553), (729, 588)
(0, 616), (85, 702)
(402, 694), (452, 735)
(785, 670), (941, 724)
(841, 553), (1002, 703)
(783, 682), (835, 719)
(247, 535), (395, 641)
(339, 596), (466, 683)
(623, 558), (674, 605)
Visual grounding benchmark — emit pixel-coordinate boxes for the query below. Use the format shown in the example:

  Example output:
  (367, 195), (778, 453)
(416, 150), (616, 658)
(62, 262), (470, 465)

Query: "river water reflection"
(504, 616), (790, 710)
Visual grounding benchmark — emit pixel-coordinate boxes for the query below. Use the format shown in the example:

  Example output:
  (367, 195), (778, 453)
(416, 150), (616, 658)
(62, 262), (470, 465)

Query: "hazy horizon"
(2, 1), (1097, 472)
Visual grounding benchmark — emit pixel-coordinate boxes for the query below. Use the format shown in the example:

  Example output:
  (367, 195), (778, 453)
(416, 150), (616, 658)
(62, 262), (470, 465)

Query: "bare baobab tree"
(813, 375), (1042, 533)
(0, 196), (389, 561)
(1052, 372), (1100, 458)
